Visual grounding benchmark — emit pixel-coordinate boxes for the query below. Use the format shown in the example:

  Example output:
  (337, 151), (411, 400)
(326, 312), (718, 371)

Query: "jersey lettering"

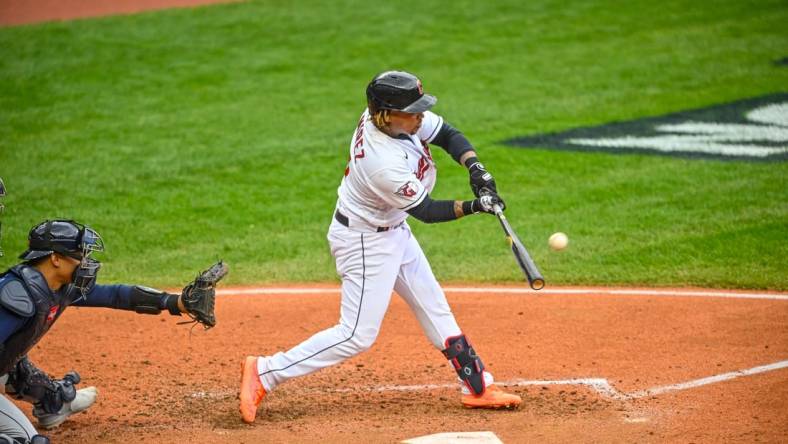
(345, 116), (368, 177)
(416, 156), (430, 180)
(353, 115), (365, 151)
(421, 140), (433, 160)
(415, 140), (433, 180)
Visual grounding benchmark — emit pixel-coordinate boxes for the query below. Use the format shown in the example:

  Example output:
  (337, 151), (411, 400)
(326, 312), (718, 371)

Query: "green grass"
(1, 0), (786, 289)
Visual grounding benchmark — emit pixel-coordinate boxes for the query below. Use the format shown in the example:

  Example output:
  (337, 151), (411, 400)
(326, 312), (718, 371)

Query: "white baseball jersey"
(254, 107), (499, 397)
(336, 109), (444, 228)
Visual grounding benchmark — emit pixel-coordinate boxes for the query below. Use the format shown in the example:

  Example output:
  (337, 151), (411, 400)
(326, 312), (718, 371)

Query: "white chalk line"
(625, 359), (788, 399)
(189, 359), (788, 403)
(323, 359), (788, 401)
(218, 287), (788, 301)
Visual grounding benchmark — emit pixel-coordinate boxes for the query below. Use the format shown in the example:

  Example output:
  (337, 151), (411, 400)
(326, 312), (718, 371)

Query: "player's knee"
(348, 327), (379, 353)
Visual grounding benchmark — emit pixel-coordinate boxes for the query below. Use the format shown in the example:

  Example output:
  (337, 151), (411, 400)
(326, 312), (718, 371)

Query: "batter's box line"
(323, 359), (788, 401)
(185, 360), (788, 403)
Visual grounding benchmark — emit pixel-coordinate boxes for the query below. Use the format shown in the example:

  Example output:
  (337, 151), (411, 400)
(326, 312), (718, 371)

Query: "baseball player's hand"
(471, 193), (506, 214)
(179, 261), (228, 329)
(468, 161), (498, 198)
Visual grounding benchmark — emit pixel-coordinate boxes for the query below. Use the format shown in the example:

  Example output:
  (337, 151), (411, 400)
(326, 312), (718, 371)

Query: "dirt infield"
(9, 286), (785, 443)
(0, 0), (238, 26)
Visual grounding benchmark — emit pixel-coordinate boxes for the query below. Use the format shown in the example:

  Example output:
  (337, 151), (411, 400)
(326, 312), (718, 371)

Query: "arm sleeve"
(430, 122), (474, 163)
(72, 284), (136, 309)
(0, 307), (28, 343)
(406, 194), (463, 224)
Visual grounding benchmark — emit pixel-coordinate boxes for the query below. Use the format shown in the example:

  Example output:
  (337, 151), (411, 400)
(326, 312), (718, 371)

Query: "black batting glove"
(466, 158), (498, 198)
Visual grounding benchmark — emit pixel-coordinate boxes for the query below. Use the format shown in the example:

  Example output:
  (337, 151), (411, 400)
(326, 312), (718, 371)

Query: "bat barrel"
(493, 204), (545, 290)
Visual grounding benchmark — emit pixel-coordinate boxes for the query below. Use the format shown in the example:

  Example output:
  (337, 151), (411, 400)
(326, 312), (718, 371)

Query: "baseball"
(548, 232), (569, 251)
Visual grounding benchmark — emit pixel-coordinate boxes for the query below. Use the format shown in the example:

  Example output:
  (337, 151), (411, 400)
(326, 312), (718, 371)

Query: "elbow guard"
(130, 286), (181, 316)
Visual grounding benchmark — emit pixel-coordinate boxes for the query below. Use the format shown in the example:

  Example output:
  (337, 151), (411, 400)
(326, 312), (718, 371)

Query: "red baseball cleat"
(239, 356), (266, 423)
(461, 384), (521, 409)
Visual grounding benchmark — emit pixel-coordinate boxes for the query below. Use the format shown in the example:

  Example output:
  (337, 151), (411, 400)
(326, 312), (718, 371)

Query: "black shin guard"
(442, 334), (486, 395)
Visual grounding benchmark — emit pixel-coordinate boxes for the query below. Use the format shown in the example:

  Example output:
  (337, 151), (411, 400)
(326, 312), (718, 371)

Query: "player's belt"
(334, 210), (400, 233)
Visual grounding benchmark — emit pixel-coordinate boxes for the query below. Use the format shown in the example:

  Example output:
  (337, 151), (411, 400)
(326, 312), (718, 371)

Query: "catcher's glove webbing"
(180, 261), (228, 329)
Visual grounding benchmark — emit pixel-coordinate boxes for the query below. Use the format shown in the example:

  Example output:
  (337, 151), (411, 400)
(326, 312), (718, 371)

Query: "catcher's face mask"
(68, 225), (104, 299)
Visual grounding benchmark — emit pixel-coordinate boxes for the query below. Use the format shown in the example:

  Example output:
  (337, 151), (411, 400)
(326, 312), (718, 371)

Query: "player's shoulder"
(424, 110), (443, 121)
(0, 274), (34, 317)
(419, 111), (443, 140)
(360, 127), (408, 167)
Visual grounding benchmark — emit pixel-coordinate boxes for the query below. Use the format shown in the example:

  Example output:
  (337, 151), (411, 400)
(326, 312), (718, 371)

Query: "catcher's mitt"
(180, 261), (228, 329)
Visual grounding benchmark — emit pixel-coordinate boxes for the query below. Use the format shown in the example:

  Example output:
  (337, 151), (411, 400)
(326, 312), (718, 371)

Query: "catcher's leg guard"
(6, 359), (78, 414)
(442, 334), (485, 395)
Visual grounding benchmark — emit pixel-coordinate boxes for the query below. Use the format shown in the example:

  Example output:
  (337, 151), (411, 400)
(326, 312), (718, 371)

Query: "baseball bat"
(492, 204), (545, 290)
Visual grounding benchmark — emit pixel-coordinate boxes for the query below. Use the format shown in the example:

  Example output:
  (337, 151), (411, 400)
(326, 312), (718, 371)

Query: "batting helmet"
(19, 219), (104, 262)
(366, 71), (437, 113)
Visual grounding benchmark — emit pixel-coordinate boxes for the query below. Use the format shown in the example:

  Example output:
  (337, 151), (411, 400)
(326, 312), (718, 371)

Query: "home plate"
(402, 431), (504, 443)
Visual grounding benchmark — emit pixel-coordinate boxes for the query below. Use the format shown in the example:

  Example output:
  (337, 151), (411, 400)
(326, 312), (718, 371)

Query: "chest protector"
(0, 265), (70, 375)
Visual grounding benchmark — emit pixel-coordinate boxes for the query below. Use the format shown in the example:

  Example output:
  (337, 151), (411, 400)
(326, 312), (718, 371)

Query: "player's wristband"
(164, 293), (182, 316)
(464, 156), (480, 169)
(462, 200), (476, 215)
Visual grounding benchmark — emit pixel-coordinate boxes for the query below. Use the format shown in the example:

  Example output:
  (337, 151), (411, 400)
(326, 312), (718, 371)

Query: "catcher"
(0, 219), (226, 444)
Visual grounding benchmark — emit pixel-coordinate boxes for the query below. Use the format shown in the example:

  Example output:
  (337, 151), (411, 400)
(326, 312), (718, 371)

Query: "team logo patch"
(417, 80), (423, 95)
(46, 305), (58, 322)
(396, 182), (418, 198)
(504, 93), (788, 161)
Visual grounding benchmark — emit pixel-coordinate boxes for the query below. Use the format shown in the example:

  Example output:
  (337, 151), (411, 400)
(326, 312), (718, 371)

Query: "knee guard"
(7, 358), (79, 414)
(442, 334), (486, 395)
(129, 286), (180, 315)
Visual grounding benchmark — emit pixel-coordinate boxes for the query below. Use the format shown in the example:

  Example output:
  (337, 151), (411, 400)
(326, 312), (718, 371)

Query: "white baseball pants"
(257, 218), (464, 392)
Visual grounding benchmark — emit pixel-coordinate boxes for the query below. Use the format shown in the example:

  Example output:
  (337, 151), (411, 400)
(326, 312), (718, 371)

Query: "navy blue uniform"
(0, 265), (179, 376)
(0, 280), (136, 342)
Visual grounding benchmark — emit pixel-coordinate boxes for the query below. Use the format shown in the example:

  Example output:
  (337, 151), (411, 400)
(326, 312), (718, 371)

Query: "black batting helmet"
(19, 219), (104, 261)
(366, 70), (437, 113)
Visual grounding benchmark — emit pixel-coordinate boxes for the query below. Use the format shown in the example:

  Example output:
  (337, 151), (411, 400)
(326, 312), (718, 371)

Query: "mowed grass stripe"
(0, 0), (786, 288)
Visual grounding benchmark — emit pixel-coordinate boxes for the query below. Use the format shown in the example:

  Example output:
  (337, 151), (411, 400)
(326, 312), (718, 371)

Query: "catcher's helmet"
(19, 219), (104, 261)
(366, 71), (437, 113)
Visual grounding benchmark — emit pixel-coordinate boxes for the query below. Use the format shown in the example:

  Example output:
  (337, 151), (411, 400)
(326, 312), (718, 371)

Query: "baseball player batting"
(240, 70), (520, 423)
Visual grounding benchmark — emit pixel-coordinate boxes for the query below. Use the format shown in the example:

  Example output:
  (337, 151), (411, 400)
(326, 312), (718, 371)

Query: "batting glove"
(468, 161), (498, 198)
(471, 193), (506, 214)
